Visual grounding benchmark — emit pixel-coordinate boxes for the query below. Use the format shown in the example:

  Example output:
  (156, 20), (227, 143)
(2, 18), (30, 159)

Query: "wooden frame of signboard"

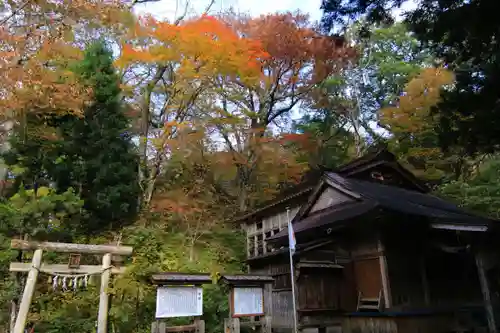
(151, 273), (211, 333)
(230, 287), (265, 318)
(219, 274), (273, 333)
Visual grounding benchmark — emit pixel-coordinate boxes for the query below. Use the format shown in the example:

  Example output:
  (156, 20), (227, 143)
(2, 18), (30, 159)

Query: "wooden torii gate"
(9, 239), (133, 333)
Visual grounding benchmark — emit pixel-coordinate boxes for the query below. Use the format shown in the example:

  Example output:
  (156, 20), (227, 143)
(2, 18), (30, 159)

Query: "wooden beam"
(377, 239), (392, 309)
(239, 321), (262, 328)
(97, 253), (112, 333)
(11, 240), (133, 255)
(420, 255), (430, 305)
(13, 249), (43, 333)
(430, 223), (488, 232)
(476, 251), (497, 333)
(10, 262), (126, 275)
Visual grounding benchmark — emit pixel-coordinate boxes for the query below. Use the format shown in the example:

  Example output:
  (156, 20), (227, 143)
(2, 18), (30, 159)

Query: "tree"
(293, 22), (433, 162)
(4, 41), (140, 234)
(204, 12), (354, 210)
(116, 11), (268, 209)
(0, 0), (136, 120)
(66, 41), (140, 232)
(320, 0), (500, 155)
(439, 156), (500, 219)
(293, 110), (357, 169)
(379, 67), (483, 182)
(0, 0), (151, 193)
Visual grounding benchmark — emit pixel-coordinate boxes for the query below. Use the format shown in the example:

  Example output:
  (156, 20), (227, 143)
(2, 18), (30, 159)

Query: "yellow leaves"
(381, 67), (455, 134)
(380, 67), (456, 179)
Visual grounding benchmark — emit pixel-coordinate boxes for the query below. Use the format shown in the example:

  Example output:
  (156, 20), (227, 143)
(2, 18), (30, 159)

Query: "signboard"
(156, 286), (203, 318)
(231, 287), (264, 317)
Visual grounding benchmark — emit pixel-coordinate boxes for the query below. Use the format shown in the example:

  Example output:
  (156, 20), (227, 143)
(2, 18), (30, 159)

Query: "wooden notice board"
(156, 286), (203, 318)
(230, 287), (264, 318)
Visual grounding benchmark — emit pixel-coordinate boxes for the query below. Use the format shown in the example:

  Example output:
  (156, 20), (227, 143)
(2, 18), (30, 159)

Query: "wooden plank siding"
(298, 269), (343, 311)
(342, 315), (457, 333)
(249, 263), (295, 329)
(353, 258), (383, 299)
(350, 237), (385, 301)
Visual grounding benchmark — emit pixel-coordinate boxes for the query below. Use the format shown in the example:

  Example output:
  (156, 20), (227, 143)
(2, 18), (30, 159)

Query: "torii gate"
(9, 239), (133, 333)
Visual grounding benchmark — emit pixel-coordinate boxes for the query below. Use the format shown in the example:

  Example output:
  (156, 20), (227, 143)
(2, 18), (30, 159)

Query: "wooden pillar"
(230, 318), (240, 333)
(98, 253), (112, 333)
(194, 317), (205, 333)
(377, 239), (392, 309)
(10, 299), (17, 333)
(292, 263), (300, 333)
(420, 254), (430, 305)
(379, 255), (391, 308)
(13, 249), (42, 333)
(260, 315), (272, 333)
(476, 251), (497, 333)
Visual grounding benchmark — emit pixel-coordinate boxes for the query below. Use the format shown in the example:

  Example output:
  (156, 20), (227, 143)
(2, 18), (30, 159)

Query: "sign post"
(219, 274), (273, 333)
(151, 273), (211, 333)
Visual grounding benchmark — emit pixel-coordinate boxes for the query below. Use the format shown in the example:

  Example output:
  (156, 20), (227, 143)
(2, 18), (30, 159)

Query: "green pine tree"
(4, 40), (140, 234)
(63, 40), (140, 232)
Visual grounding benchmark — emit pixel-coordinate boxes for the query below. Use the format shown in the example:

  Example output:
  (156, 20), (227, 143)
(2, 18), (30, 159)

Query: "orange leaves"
(279, 132), (316, 153)
(0, 39), (90, 118)
(116, 14), (268, 84)
(0, 0), (128, 120)
(231, 12), (352, 88)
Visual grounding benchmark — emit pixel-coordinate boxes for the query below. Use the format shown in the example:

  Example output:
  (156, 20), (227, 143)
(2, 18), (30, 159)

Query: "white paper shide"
(156, 286), (203, 318)
(233, 287), (264, 316)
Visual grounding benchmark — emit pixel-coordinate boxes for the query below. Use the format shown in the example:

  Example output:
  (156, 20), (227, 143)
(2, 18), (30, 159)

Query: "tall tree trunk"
(137, 67), (167, 209)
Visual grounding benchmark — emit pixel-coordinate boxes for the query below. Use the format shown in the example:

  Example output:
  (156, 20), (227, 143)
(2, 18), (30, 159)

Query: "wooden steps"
(356, 291), (382, 312)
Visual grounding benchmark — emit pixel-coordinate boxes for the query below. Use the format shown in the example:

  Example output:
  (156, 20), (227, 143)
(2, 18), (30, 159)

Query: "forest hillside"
(1, 0), (499, 332)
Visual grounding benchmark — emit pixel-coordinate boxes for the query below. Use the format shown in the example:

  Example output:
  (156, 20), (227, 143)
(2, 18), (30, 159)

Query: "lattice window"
(245, 207), (300, 259)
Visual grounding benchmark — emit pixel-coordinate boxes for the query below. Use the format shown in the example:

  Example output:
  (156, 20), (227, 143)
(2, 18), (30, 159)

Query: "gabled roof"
(232, 168), (328, 224)
(336, 148), (429, 193)
(268, 172), (495, 242)
(270, 200), (378, 239)
(326, 172), (490, 224)
(234, 148), (426, 224)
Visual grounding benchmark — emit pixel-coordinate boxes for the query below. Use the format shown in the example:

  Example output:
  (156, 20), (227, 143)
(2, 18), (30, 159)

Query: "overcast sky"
(132, 0), (418, 138)
(134, 0), (417, 23)
(134, 0), (323, 21)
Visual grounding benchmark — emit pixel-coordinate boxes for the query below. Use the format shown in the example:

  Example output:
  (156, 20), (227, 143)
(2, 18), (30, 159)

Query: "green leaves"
(438, 157), (500, 219)
(4, 186), (84, 237)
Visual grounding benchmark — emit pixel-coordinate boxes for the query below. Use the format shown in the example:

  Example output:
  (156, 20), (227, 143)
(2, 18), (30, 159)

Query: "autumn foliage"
(380, 67), (456, 179)
(238, 13), (352, 86)
(117, 14), (268, 84)
(381, 67), (455, 134)
(0, 0), (131, 120)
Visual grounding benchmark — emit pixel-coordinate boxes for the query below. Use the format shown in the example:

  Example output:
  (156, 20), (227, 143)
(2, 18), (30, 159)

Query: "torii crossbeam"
(9, 239), (133, 333)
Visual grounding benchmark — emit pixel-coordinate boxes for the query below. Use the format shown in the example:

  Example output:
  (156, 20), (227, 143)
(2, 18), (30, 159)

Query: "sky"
(134, 0), (323, 22)
(134, 0), (417, 23)
(133, 0), (418, 138)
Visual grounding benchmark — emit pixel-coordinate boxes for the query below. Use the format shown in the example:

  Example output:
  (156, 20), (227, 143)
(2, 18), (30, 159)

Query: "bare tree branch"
(0, 0), (30, 25)
(203, 0), (216, 13)
(129, 0), (162, 8)
(174, 0), (190, 25)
